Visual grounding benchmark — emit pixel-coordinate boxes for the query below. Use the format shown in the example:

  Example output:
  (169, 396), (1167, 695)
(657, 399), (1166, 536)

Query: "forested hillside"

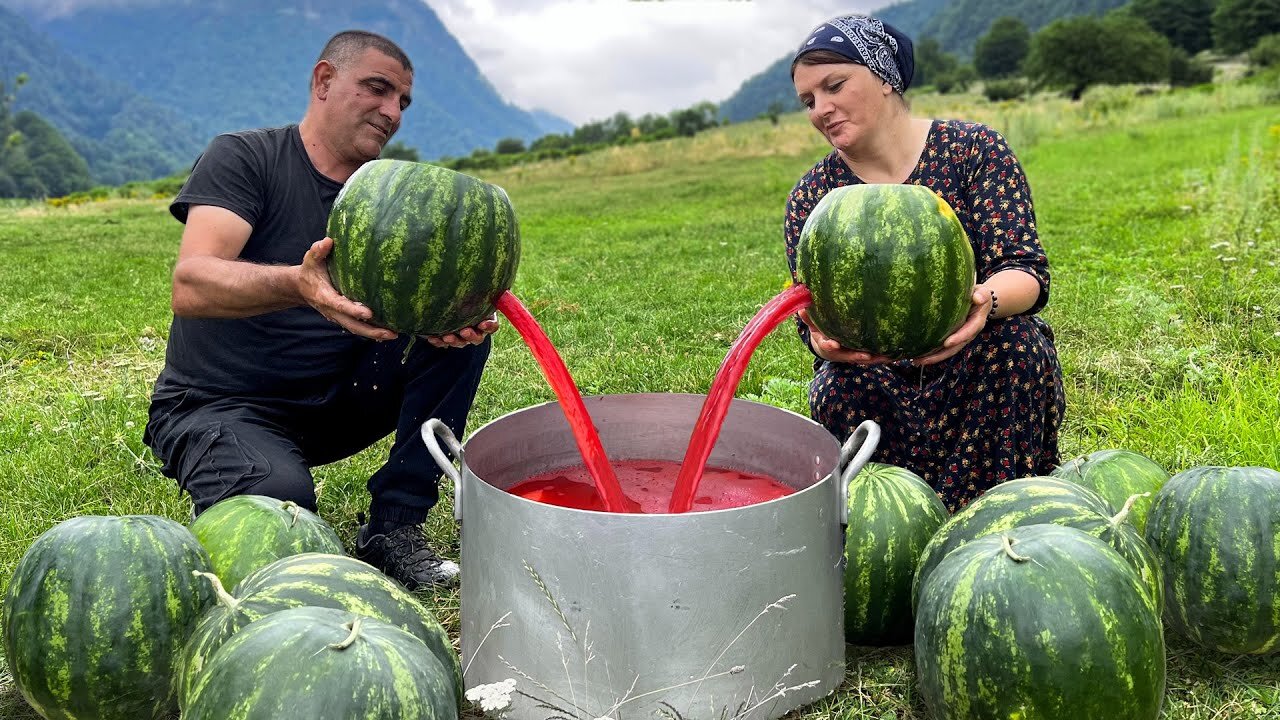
(718, 0), (1131, 122)
(0, 4), (204, 185)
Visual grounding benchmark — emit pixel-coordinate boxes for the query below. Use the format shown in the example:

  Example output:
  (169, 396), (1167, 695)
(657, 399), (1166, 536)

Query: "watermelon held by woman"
(189, 494), (345, 592)
(795, 183), (976, 359)
(1052, 448), (1169, 532)
(326, 158), (521, 336)
(2, 515), (215, 720)
(842, 462), (948, 646)
(183, 606), (458, 720)
(915, 524), (1166, 720)
(1144, 465), (1280, 654)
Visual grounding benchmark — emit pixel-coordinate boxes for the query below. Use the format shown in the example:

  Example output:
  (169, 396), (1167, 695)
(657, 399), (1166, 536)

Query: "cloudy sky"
(3, 0), (887, 126)
(430, 0), (885, 125)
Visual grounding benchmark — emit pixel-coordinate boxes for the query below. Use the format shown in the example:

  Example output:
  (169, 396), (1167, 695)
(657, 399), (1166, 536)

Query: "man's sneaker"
(354, 522), (460, 591)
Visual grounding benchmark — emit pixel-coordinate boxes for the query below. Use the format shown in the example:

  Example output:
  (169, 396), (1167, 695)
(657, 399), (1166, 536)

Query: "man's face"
(320, 48), (414, 163)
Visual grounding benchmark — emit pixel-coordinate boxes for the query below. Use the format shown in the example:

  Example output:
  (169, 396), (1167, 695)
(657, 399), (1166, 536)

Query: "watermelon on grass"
(915, 524), (1166, 720)
(795, 183), (976, 359)
(190, 494), (345, 592)
(1144, 465), (1280, 654)
(1052, 449), (1169, 532)
(843, 463), (948, 645)
(2, 515), (215, 720)
(327, 158), (521, 336)
(913, 476), (1163, 614)
(179, 553), (460, 710)
(184, 606), (457, 720)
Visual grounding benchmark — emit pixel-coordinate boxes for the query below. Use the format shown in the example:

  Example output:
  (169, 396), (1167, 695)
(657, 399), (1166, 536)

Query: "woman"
(784, 14), (1065, 512)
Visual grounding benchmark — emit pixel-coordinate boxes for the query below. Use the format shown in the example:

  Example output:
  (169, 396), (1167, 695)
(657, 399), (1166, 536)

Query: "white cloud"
(429, 0), (885, 125)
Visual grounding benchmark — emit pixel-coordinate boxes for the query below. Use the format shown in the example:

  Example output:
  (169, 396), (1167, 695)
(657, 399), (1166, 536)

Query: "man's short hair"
(317, 30), (413, 74)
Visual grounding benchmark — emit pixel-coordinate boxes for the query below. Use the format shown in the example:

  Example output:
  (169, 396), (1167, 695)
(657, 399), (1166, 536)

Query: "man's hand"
(912, 286), (992, 367)
(299, 238), (398, 341)
(798, 307), (895, 365)
(423, 313), (500, 349)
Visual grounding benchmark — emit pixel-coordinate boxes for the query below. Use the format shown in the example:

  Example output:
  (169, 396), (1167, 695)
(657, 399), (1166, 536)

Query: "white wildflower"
(465, 678), (517, 713)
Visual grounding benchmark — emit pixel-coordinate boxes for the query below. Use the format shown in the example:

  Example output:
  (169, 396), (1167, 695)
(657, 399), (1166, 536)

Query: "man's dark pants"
(144, 336), (491, 527)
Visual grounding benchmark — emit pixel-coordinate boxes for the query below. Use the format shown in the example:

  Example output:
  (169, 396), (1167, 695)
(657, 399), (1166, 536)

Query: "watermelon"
(795, 183), (976, 358)
(179, 553), (460, 709)
(843, 462), (948, 645)
(2, 515), (215, 720)
(915, 524), (1166, 719)
(1144, 465), (1280, 654)
(1052, 449), (1169, 532)
(184, 606), (457, 720)
(327, 158), (521, 336)
(190, 494), (345, 592)
(913, 477), (1163, 613)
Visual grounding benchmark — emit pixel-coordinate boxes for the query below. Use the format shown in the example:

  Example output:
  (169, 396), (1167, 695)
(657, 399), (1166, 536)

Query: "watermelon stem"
(401, 336), (416, 364)
(1001, 535), (1030, 563)
(192, 570), (240, 612)
(330, 617), (364, 651)
(1109, 493), (1150, 528)
(281, 500), (301, 528)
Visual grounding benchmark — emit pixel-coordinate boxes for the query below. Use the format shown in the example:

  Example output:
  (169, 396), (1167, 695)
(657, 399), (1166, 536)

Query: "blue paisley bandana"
(795, 14), (915, 94)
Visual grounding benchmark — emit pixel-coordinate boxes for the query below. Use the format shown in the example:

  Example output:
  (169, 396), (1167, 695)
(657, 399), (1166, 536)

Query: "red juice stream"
(494, 291), (635, 513)
(667, 284), (813, 513)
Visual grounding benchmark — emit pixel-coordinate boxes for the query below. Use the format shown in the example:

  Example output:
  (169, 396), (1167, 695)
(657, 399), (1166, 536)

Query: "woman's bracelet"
(987, 288), (999, 318)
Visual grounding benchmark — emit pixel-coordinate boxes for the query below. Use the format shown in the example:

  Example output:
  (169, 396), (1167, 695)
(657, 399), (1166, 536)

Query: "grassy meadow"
(2, 79), (1279, 718)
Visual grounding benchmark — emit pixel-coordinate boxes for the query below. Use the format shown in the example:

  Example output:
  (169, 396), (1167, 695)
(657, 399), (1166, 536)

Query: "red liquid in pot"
(508, 459), (795, 513)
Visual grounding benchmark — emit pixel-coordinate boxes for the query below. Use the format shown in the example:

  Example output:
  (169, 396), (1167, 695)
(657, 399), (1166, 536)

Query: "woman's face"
(793, 62), (892, 153)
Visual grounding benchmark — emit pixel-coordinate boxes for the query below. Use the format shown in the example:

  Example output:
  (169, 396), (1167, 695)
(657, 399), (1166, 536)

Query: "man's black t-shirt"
(156, 125), (365, 401)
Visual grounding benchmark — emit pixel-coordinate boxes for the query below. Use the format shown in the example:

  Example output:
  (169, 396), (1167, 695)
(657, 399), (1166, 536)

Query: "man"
(143, 30), (497, 589)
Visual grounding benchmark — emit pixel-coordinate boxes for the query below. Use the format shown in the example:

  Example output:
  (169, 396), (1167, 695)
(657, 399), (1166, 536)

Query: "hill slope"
(718, 0), (1129, 122)
(0, 4), (204, 185)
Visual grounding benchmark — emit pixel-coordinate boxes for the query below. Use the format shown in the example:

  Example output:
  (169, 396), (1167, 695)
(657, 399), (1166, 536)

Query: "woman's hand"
(423, 313), (500, 348)
(798, 308), (896, 365)
(913, 286), (994, 367)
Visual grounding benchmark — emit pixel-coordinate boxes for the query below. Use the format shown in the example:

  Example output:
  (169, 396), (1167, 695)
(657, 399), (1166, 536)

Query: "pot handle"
(835, 420), (880, 525)
(421, 418), (466, 522)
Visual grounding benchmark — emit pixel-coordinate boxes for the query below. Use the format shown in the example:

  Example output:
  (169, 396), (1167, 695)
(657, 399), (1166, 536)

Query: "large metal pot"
(424, 393), (878, 720)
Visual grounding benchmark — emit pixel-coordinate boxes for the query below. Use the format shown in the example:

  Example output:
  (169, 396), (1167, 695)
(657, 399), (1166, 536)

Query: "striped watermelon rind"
(179, 553), (460, 709)
(912, 476), (1163, 615)
(189, 494), (345, 593)
(184, 606), (457, 720)
(1052, 448), (1169, 532)
(915, 523), (1166, 719)
(796, 183), (976, 359)
(327, 159), (521, 336)
(2, 515), (215, 720)
(843, 462), (947, 645)
(1144, 465), (1280, 654)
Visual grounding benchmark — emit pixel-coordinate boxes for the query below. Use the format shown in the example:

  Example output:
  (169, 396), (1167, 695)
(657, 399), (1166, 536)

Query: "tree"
(13, 111), (91, 197)
(913, 37), (956, 88)
(1128, 0), (1216, 54)
(494, 137), (526, 154)
(1212, 0), (1280, 54)
(1024, 14), (1172, 99)
(669, 101), (719, 137)
(974, 16), (1031, 79)
(380, 141), (419, 161)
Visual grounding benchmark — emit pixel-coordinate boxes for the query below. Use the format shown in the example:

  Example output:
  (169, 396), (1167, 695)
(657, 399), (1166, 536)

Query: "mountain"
(918, 0), (1131, 57)
(0, 0), (572, 182)
(717, 0), (1129, 123)
(527, 109), (576, 137)
(717, 0), (946, 123)
(0, 4), (205, 185)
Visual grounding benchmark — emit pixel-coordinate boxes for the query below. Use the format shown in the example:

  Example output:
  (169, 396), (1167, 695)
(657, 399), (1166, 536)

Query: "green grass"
(2, 84), (1279, 718)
